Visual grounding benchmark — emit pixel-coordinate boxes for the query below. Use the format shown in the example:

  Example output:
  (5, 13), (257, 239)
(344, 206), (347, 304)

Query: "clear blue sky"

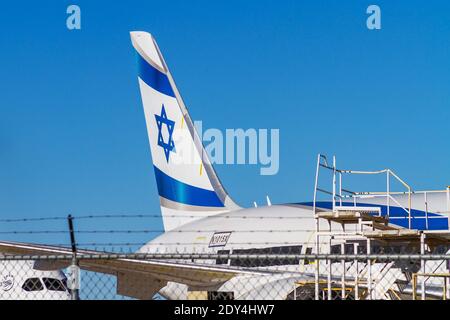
(0, 1), (449, 248)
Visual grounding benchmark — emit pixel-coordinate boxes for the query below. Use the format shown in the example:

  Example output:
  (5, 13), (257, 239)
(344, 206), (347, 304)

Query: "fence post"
(67, 214), (80, 300)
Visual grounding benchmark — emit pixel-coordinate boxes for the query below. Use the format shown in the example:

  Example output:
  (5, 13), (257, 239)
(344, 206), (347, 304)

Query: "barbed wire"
(0, 213), (317, 223)
(7, 241), (334, 249)
(0, 211), (427, 227)
(0, 230), (68, 234)
(73, 214), (319, 220)
(0, 216), (68, 223)
(0, 229), (320, 235)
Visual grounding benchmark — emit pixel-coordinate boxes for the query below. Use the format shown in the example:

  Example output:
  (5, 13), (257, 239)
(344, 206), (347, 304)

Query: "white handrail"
(340, 193), (411, 221)
(312, 154), (414, 229)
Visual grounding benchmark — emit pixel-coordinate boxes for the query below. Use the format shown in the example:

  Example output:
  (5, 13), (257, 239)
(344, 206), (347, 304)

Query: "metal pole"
(367, 238), (372, 300)
(332, 156), (336, 211)
(420, 233), (426, 300)
(447, 187), (450, 230)
(315, 225), (320, 301)
(313, 154), (321, 301)
(408, 188), (412, 229)
(67, 214), (79, 300)
(425, 192), (429, 230)
(412, 274), (417, 300)
(447, 277), (450, 300)
(444, 276), (448, 300)
(341, 242), (345, 299)
(444, 277), (447, 300)
(327, 237), (332, 300)
(386, 171), (390, 218)
(354, 243), (359, 300)
(313, 154), (321, 216)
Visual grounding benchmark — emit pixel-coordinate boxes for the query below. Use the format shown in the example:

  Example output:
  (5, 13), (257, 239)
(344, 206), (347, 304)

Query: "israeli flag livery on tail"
(130, 31), (240, 231)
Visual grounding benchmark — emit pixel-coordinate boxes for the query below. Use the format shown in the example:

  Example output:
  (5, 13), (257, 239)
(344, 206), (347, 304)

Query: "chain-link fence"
(1, 251), (450, 300)
(1, 213), (450, 300)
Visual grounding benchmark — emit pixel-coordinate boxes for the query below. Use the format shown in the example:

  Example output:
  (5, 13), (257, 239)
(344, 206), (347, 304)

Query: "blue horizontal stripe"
(154, 166), (224, 207)
(137, 54), (175, 98)
(299, 201), (448, 230)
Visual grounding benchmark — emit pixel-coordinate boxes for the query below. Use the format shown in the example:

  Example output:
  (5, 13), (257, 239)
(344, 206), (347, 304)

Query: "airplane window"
(331, 244), (353, 255)
(216, 250), (230, 265)
(42, 278), (67, 291)
(230, 246), (303, 267)
(22, 278), (44, 292)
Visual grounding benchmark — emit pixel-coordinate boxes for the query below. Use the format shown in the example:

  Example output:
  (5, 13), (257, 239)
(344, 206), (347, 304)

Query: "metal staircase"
(311, 154), (420, 300)
(307, 154), (450, 300)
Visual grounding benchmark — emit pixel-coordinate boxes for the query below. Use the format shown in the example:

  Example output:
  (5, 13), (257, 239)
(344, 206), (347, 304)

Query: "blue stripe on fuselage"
(153, 166), (224, 207)
(137, 54), (175, 98)
(299, 201), (448, 230)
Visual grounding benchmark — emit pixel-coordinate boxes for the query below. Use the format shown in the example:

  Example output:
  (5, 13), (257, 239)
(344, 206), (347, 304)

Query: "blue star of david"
(155, 104), (176, 162)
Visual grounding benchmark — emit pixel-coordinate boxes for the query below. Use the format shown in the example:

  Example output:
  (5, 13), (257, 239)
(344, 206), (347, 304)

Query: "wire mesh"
(1, 251), (450, 300)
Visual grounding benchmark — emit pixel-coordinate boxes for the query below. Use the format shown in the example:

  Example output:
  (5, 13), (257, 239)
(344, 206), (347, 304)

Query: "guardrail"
(313, 154), (413, 227)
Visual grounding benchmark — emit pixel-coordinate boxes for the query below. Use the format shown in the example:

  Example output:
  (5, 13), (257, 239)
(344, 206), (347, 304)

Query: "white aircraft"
(1, 31), (449, 300)
(0, 259), (70, 300)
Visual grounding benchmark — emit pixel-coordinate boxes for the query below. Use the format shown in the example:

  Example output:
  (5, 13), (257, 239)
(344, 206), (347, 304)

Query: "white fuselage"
(139, 204), (319, 255)
(139, 204), (343, 299)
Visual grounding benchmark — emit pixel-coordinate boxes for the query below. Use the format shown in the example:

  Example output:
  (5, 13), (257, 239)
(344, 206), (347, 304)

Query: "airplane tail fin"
(130, 31), (240, 231)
